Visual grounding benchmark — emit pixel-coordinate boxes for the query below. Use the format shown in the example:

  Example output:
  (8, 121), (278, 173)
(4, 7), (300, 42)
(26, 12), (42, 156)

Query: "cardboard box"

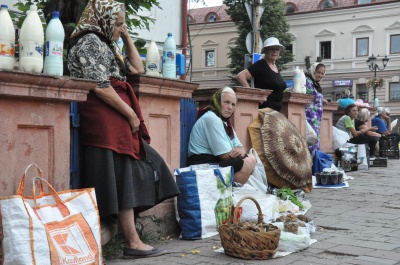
(369, 157), (388, 167)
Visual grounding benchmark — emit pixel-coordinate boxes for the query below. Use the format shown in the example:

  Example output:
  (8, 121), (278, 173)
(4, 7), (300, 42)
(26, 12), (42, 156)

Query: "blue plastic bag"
(312, 150), (333, 174)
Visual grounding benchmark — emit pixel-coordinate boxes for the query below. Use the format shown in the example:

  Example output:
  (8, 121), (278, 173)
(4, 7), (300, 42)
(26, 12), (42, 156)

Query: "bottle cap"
(168, 33), (172, 36)
(30, 5), (38, 11)
(1, 4), (9, 8)
(52, 11), (60, 18)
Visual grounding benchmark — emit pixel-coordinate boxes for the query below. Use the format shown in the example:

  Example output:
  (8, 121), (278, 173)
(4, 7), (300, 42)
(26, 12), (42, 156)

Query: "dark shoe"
(123, 247), (167, 259)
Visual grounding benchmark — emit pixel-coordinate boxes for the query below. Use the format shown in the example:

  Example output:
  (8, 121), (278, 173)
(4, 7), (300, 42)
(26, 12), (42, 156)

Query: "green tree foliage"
(224, 0), (293, 82)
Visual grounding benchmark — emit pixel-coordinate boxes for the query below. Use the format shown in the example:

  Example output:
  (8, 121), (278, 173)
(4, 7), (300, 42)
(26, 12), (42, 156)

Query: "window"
(389, 82), (400, 101)
(356, 37), (369, 57)
(321, 0), (334, 9)
(286, 4), (295, 13)
(206, 13), (217, 22)
(358, 0), (371, 4)
(390, 34), (400, 54)
(356, 84), (368, 102)
(286, 44), (293, 54)
(320, 41), (331, 59)
(205, 50), (215, 67)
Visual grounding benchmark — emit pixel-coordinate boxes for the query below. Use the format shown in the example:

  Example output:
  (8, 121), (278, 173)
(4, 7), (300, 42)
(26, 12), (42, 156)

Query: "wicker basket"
(218, 196), (281, 260)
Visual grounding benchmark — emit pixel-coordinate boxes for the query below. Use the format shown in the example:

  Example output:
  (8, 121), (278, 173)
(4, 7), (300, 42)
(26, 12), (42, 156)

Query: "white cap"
(262, 37), (284, 53)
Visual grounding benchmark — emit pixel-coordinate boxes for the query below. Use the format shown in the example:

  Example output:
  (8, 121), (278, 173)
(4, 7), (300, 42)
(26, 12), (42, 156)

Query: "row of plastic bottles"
(146, 33), (177, 79)
(0, 4), (64, 76)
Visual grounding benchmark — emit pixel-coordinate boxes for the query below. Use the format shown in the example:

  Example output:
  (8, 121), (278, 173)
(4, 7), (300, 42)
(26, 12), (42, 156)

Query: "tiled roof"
(187, 5), (230, 24)
(188, 0), (398, 22)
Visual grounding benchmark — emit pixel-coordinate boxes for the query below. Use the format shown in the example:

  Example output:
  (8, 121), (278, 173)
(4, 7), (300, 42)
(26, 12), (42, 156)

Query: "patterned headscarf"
(70, 0), (125, 70)
(197, 87), (235, 139)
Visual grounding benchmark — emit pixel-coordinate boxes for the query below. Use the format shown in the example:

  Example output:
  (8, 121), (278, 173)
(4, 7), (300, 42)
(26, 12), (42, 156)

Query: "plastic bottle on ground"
(146, 39), (160, 77)
(0, 4), (16, 70)
(19, 5), (44, 73)
(44, 11), (64, 76)
(162, 33), (176, 79)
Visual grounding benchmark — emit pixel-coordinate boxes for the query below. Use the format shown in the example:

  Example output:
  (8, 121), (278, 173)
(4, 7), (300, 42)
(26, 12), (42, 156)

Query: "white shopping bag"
(174, 164), (233, 239)
(0, 164), (102, 265)
(246, 148), (268, 193)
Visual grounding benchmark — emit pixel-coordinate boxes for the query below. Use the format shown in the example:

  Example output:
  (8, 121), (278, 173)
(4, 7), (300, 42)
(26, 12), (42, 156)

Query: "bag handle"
(233, 196), (263, 225)
(32, 177), (70, 217)
(213, 167), (234, 187)
(16, 163), (45, 196)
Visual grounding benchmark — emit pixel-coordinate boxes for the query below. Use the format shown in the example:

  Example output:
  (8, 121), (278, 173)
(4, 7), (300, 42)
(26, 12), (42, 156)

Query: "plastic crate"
(379, 136), (399, 150)
(379, 148), (399, 159)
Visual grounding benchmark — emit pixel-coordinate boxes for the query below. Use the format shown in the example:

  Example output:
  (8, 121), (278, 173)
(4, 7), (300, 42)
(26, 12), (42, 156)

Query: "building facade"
(188, 0), (400, 118)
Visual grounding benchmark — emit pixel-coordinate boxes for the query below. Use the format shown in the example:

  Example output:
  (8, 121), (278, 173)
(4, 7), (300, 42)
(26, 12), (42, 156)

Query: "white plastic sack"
(174, 164), (233, 239)
(232, 184), (279, 223)
(246, 148), (268, 193)
(305, 120), (318, 146)
(273, 222), (311, 253)
(332, 126), (349, 150)
(391, 118), (398, 129)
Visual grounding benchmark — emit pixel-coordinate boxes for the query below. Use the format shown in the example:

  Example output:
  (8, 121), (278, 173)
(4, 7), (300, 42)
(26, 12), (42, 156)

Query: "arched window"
(286, 4), (296, 14)
(206, 13), (217, 22)
(321, 0), (334, 9)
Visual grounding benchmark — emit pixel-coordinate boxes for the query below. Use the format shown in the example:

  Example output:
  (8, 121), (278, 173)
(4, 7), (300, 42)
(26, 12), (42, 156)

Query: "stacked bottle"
(146, 40), (160, 77)
(293, 66), (302, 93)
(19, 5), (44, 73)
(44, 11), (65, 76)
(162, 33), (176, 79)
(0, 4), (16, 70)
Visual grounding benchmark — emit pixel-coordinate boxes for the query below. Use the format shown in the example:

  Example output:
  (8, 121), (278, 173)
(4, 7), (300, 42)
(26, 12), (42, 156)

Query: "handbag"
(0, 164), (102, 265)
(312, 150), (333, 174)
(174, 164), (233, 240)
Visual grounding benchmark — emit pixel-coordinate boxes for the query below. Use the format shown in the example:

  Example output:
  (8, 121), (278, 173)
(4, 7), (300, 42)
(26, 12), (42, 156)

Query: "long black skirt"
(80, 140), (180, 218)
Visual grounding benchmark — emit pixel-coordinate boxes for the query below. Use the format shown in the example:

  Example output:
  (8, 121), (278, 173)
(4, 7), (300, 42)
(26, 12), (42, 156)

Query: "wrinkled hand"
(370, 126), (378, 132)
(128, 115), (140, 133)
(230, 147), (245, 158)
(120, 24), (130, 42)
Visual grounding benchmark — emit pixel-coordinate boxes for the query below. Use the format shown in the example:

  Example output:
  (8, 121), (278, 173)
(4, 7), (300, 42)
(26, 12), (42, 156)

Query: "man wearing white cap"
(236, 37), (287, 112)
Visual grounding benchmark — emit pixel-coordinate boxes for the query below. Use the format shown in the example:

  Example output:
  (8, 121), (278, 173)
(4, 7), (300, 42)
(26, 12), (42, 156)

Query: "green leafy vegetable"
(277, 187), (304, 209)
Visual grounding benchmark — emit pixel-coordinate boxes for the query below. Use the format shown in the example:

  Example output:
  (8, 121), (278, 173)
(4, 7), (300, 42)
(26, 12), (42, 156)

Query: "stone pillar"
(192, 87), (271, 152)
(0, 70), (94, 195)
(281, 92), (315, 137)
(320, 102), (339, 154)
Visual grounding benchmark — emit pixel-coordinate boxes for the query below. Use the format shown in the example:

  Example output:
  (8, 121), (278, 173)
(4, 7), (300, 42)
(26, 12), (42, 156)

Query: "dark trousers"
(349, 134), (378, 156)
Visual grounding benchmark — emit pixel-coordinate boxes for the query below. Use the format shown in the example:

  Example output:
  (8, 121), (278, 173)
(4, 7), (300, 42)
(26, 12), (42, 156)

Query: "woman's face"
(112, 11), (126, 41)
(265, 46), (281, 62)
(314, 66), (326, 82)
(348, 106), (359, 119)
(221, 92), (237, 119)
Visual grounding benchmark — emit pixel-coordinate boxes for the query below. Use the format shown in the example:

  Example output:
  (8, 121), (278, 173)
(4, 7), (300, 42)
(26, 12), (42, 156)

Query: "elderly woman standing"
(305, 62), (327, 155)
(236, 37), (287, 112)
(68, 0), (179, 259)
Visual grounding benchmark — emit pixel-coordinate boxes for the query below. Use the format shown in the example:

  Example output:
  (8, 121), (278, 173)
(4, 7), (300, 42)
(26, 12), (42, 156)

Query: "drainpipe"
(181, 0), (188, 80)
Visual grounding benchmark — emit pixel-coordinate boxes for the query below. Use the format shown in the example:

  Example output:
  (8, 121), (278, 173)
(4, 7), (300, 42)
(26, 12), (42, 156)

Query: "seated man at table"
(187, 87), (256, 184)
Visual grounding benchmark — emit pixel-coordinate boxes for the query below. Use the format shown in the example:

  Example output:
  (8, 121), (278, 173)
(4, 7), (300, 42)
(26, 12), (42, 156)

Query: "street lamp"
(366, 54), (389, 104)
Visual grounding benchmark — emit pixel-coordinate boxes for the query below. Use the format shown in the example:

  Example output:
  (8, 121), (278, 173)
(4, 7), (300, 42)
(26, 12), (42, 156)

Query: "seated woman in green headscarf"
(187, 87), (256, 184)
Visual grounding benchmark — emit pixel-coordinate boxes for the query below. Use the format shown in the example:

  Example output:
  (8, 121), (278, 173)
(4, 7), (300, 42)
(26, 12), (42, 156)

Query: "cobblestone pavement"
(106, 160), (400, 265)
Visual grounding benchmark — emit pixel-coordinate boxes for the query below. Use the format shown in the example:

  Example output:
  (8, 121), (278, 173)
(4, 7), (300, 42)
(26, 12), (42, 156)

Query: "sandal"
(123, 247), (167, 259)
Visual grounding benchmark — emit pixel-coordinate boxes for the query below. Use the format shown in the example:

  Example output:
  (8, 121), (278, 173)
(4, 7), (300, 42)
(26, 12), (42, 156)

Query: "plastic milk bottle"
(146, 40), (160, 77)
(44, 11), (65, 76)
(300, 69), (307, 93)
(293, 66), (302, 93)
(0, 4), (16, 70)
(19, 5), (44, 73)
(162, 33), (176, 79)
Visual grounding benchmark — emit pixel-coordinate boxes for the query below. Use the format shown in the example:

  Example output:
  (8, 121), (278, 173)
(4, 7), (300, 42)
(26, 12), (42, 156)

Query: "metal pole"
(373, 65), (377, 102)
(253, 0), (261, 55)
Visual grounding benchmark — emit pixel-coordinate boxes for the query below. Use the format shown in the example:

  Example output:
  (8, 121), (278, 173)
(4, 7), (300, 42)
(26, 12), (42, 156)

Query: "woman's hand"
(120, 24), (130, 42)
(128, 114), (140, 133)
(230, 147), (245, 158)
(369, 126), (378, 132)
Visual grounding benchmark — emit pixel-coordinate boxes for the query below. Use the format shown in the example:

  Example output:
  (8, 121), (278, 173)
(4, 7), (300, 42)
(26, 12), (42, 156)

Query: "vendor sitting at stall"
(335, 104), (378, 157)
(187, 87), (256, 184)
